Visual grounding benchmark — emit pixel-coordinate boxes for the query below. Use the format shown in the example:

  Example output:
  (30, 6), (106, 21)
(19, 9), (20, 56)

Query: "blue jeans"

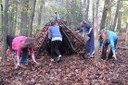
(86, 32), (94, 54)
(20, 48), (28, 64)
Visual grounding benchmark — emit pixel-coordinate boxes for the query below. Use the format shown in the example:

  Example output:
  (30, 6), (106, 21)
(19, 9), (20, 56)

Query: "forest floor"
(0, 34), (128, 85)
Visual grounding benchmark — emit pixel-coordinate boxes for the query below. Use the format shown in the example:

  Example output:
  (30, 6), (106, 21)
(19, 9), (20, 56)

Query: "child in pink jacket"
(12, 36), (39, 69)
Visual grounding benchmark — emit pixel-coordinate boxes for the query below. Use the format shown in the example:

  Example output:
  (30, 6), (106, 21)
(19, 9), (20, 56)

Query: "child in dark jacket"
(80, 21), (95, 57)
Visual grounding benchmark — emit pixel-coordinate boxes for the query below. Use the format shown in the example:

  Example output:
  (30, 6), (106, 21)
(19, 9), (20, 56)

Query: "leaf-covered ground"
(0, 34), (128, 85)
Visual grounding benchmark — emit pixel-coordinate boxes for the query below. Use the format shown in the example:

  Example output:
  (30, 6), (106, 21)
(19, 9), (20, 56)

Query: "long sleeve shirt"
(12, 36), (34, 56)
(48, 24), (62, 41)
(83, 23), (93, 37)
(98, 31), (118, 51)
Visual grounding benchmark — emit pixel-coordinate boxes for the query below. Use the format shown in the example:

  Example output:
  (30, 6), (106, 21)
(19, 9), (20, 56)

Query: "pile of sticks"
(34, 20), (87, 58)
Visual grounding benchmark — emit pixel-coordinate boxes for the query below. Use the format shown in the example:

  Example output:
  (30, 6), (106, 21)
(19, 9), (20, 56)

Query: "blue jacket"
(83, 23), (94, 37)
(48, 24), (62, 38)
(98, 31), (118, 51)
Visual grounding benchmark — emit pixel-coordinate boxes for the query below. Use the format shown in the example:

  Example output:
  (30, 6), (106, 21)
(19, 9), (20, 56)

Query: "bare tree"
(85, 0), (90, 22)
(0, 0), (3, 35)
(2, 0), (9, 59)
(28, 0), (36, 37)
(126, 23), (128, 46)
(94, 0), (100, 61)
(38, 0), (44, 25)
(20, 0), (29, 36)
(112, 0), (120, 31)
(100, 0), (110, 30)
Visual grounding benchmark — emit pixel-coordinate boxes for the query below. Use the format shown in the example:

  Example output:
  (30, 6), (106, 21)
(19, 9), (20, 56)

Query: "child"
(12, 36), (39, 69)
(48, 19), (62, 63)
(98, 29), (118, 60)
(80, 21), (95, 57)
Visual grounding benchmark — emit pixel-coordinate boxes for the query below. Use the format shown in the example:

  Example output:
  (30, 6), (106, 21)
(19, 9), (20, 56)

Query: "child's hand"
(113, 54), (117, 60)
(15, 63), (20, 69)
(35, 61), (40, 65)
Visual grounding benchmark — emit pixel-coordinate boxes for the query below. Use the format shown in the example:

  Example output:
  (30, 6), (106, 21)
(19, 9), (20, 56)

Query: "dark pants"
(20, 48), (28, 64)
(86, 32), (94, 54)
(101, 40), (117, 60)
(51, 40), (62, 58)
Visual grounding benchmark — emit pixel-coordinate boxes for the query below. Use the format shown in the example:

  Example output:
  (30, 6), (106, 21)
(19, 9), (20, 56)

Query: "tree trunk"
(82, 0), (86, 19)
(20, 0), (29, 36)
(28, 0), (36, 37)
(100, 0), (110, 30)
(112, 0), (120, 31)
(116, 1), (122, 32)
(117, 12), (122, 31)
(0, 0), (3, 35)
(94, 0), (100, 61)
(92, 0), (95, 26)
(12, 0), (18, 36)
(38, 0), (44, 25)
(126, 23), (128, 46)
(96, 0), (100, 17)
(2, 0), (9, 59)
(85, 0), (90, 22)
(8, 0), (15, 35)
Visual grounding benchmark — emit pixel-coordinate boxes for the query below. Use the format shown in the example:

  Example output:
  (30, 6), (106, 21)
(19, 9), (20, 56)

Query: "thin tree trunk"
(100, 0), (110, 30)
(92, 0), (95, 26)
(28, 0), (36, 37)
(106, 3), (111, 30)
(116, 1), (122, 32)
(126, 23), (128, 46)
(113, 0), (120, 31)
(38, 0), (44, 25)
(85, 0), (90, 22)
(2, 0), (9, 59)
(94, 0), (100, 61)
(117, 12), (122, 31)
(96, 0), (100, 17)
(20, 0), (29, 36)
(0, 0), (3, 35)
(12, 0), (18, 36)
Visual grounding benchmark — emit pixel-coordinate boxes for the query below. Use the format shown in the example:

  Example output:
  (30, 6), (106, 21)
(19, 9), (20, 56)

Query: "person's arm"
(86, 27), (93, 35)
(30, 48), (39, 65)
(110, 40), (117, 60)
(82, 27), (85, 37)
(31, 53), (39, 65)
(15, 49), (21, 69)
(15, 55), (20, 69)
(48, 27), (51, 39)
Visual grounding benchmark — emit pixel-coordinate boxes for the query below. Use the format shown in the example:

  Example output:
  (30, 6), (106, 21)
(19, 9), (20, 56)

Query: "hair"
(80, 20), (86, 27)
(20, 38), (34, 49)
(50, 19), (56, 26)
(99, 29), (107, 34)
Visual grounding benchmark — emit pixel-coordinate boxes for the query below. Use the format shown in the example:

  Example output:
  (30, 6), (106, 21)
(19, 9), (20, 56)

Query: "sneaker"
(50, 58), (54, 62)
(57, 55), (62, 63)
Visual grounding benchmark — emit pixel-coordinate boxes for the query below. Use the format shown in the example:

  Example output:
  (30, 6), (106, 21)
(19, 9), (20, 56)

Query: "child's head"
(99, 29), (107, 42)
(20, 38), (34, 49)
(54, 10), (57, 14)
(50, 19), (56, 26)
(80, 20), (86, 27)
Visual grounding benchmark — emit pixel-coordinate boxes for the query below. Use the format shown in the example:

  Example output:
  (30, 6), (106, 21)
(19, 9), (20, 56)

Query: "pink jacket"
(12, 36), (34, 56)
